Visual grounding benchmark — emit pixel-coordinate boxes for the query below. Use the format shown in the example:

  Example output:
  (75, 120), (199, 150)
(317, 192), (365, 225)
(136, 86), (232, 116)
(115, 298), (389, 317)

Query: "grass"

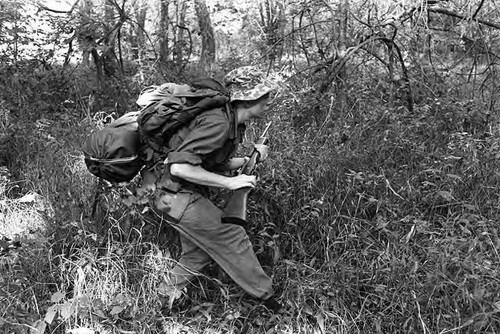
(1, 67), (500, 334)
(0, 191), (48, 238)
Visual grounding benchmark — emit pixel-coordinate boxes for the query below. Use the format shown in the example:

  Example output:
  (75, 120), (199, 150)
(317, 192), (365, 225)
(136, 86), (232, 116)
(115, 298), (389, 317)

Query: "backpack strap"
(224, 102), (239, 143)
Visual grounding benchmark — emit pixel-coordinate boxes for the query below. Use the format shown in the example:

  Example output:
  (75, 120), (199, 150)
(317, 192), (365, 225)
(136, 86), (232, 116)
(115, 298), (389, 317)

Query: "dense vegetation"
(1, 0), (500, 333)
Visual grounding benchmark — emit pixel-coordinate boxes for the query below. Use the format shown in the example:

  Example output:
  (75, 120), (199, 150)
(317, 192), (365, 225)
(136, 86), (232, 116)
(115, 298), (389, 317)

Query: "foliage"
(259, 91), (500, 332)
(2, 0), (500, 333)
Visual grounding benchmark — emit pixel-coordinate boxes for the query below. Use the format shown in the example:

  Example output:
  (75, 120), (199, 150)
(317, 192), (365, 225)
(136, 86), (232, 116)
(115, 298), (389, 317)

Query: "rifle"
(221, 121), (272, 225)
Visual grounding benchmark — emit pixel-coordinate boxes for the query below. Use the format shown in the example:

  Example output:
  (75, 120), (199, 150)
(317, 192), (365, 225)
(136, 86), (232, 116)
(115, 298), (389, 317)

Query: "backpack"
(82, 78), (229, 184)
(82, 111), (143, 183)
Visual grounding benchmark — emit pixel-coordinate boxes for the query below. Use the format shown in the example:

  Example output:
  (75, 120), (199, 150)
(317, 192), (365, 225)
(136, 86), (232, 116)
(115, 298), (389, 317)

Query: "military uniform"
(153, 67), (277, 301)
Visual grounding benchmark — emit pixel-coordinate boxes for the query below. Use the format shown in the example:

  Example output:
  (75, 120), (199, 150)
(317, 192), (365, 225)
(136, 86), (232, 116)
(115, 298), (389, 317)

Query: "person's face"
(248, 95), (272, 119)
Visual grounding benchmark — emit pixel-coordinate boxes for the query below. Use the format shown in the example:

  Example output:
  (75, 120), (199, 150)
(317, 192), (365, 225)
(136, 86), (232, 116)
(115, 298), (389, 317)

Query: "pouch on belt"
(156, 191), (191, 221)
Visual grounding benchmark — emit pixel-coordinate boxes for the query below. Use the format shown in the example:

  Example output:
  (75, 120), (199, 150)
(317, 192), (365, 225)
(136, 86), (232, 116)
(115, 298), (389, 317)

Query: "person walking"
(144, 66), (281, 311)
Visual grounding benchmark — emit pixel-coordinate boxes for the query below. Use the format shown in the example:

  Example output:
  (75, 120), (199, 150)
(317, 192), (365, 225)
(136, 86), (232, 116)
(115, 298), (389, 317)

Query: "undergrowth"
(1, 63), (500, 334)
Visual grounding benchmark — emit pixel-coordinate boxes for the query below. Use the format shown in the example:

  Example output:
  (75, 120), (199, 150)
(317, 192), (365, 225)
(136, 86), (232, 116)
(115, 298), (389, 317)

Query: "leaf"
(315, 313), (325, 334)
(437, 190), (453, 202)
(253, 318), (263, 326)
(77, 295), (91, 308)
(60, 301), (74, 320)
(200, 309), (211, 322)
(405, 224), (416, 243)
(158, 284), (183, 309)
(50, 291), (65, 303)
(18, 193), (38, 203)
(30, 320), (46, 334)
(224, 307), (240, 320)
(121, 196), (138, 207)
(446, 173), (462, 181)
(110, 305), (124, 315)
(44, 304), (59, 324)
(114, 293), (130, 304)
(303, 304), (314, 315)
(463, 203), (477, 211)
(473, 288), (486, 300)
(94, 309), (107, 319)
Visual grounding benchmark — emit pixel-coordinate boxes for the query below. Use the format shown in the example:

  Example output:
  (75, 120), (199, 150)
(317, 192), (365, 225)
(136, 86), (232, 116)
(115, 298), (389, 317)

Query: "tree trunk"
(102, 0), (118, 76)
(159, 0), (171, 65)
(194, 0), (215, 73)
(259, 0), (285, 67)
(77, 0), (95, 68)
(340, 0), (349, 51)
(174, 0), (187, 67)
(131, 0), (148, 60)
(91, 48), (103, 85)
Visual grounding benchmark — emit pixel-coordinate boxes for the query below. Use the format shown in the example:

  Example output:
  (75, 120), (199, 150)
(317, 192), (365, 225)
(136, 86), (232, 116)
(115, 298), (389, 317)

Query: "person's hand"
(227, 174), (257, 190)
(254, 143), (269, 162)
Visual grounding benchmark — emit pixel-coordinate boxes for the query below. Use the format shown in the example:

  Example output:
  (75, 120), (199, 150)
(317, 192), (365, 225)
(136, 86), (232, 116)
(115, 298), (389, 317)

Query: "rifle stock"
(221, 121), (272, 225)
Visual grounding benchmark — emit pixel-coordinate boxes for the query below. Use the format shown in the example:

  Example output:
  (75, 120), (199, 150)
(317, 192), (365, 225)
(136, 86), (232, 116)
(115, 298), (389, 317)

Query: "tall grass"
(254, 87), (500, 333)
(1, 63), (500, 333)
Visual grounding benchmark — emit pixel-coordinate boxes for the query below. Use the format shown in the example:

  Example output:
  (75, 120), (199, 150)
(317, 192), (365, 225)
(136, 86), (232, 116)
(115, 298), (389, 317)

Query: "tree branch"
(472, 0), (485, 19)
(428, 7), (500, 30)
(317, 34), (413, 112)
(318, 35), (383, 92)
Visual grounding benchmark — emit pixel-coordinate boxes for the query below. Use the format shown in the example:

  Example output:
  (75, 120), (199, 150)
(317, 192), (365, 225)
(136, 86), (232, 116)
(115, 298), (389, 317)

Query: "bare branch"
(472, 0), (485, 19)
(317, 34), (413, 112)
(429, 6), (500, 30)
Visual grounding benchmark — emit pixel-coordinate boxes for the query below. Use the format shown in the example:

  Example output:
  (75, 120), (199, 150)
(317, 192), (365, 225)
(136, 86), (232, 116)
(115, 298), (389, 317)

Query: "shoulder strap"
(224, 102), (239, 142)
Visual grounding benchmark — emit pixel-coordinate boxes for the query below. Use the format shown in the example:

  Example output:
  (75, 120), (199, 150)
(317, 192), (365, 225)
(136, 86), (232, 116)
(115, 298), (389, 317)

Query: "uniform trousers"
(156, 191), (273, 299)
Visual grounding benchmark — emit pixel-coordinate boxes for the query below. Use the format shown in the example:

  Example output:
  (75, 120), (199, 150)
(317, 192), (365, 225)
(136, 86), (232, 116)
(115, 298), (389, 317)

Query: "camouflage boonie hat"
(224, 66), (276, 102)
